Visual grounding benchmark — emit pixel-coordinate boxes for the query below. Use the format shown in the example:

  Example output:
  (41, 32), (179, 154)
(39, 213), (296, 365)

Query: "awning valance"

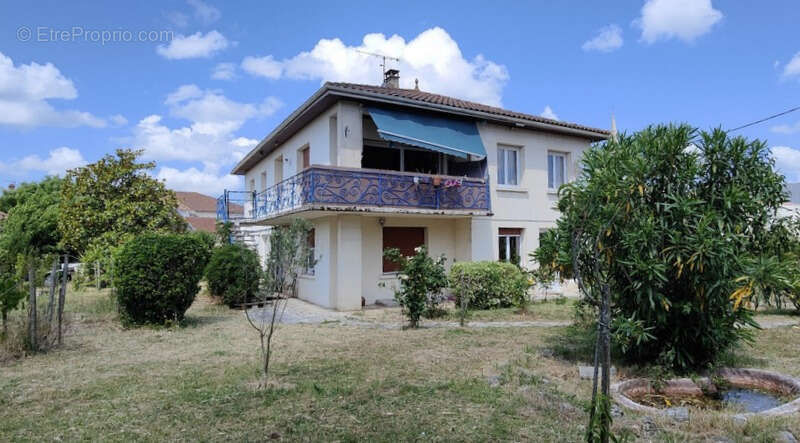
(367, 107), (486, 159)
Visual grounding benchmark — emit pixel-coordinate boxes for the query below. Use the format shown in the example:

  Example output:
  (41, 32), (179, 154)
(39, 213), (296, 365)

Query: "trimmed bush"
(113, 233), (210, 325)
(449, 261), (530, 310)
(205, 244), (261, 308)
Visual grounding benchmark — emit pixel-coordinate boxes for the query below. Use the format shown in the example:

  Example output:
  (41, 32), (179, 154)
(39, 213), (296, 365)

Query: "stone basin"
(611, 368), (800, 420)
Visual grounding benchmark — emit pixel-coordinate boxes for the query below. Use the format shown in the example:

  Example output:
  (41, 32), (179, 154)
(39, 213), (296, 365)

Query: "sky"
(0, 0), (799, 196)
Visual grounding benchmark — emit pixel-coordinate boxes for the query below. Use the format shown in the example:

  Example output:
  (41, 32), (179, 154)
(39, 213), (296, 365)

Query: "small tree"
(244, 219), (314, 386)
(59, 149), (186, 272)
(383, 246), (448, 328)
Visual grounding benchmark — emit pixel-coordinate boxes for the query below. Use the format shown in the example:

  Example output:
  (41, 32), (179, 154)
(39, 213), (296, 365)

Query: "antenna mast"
(357, 50), (400, 83)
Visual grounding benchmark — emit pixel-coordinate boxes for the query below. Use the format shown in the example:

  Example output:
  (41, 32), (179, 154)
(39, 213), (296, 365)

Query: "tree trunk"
(599, 283), (612, 443)
(28, 261), (37, 351)
(95, 261), (100, 290)
(47, 258), (58, 323)
(57, 255), (68, 346)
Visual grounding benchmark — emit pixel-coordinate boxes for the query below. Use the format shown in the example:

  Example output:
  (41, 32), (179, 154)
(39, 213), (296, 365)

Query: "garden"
(2, 126), (800, 442)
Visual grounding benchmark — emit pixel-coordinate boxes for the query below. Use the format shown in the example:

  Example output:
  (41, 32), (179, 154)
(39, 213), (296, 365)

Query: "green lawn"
(1, 288), (798, 442)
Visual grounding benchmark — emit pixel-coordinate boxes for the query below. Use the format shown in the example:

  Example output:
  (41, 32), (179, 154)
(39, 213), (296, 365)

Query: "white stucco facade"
(237, 97), (599, 310)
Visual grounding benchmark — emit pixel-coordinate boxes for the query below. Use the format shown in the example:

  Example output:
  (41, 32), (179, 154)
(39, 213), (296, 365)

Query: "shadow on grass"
(540, 324), (598, 363)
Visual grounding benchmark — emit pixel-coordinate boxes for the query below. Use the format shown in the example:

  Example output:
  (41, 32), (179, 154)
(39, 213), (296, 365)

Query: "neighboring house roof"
(176, 191), (243, 214)
(185, 216), (218, 233)
(232, 82), (610, 174)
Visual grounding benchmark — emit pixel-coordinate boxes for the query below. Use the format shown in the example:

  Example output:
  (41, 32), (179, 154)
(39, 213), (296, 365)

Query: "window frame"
(498, 228), (523, 264)
(302, 228), (316, 276)
(547, 151), (567, 192)
(497, 145), (521, 187)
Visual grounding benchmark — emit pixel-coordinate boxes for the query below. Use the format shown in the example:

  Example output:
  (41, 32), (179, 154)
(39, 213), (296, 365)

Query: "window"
(498, 228), (522, 264)
(547, 152), (566, 190)
(382, 227), (425, 273)
(260, 171), (267, 192)
(274, 156), (283, 184)
(299, 146), (310, 170)
(497, 145), (519, 186)
(303, 228), (315, 275)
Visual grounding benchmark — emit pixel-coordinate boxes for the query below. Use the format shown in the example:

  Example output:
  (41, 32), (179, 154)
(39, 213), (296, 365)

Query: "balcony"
(217, 165), (491, 223)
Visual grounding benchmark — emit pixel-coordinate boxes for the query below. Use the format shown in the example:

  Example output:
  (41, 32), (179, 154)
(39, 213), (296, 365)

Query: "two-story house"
(218, 70), (608, 310)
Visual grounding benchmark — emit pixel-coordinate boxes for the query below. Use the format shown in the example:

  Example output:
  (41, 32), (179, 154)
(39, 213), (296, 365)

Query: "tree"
(244, 219), (314, 386)
(534, 125), (791, 441)
(0, 273), (25, 337)
(0, 177), (63, 260)
(58, 149), (185, 275)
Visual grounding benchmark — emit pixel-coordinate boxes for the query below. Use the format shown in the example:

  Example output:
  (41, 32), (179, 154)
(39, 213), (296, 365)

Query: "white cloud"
(156, 30), (229, 59)
(0, 52), (105, 128)
(241, 27), (509, 107)
(109, 114), (128, 126)
(156, 164), (241, 196)
(582, 25), (624, 53)
(165, 11), (189, 28)
(635, 0), (723, 44)
(187, 0), (221, 24)
(782, 52), (800, 79)
(772, 146), (800, 181)
(0, 147), (87, 177)
(241, 55), (282, 79)
(125, 85), (281, 169)
(771, 121), (800, 135)
(211, 62), (236, 80)
(165, 84), (203, 105)
(231, 137), (259, 148)
(540, 106), (559, 121)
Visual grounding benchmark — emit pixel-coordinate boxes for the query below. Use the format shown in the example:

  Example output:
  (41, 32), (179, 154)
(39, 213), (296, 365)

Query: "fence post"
(57, 254), (67, 346)
(47, 258), (58, 323)
(95, 261), (100, 290)
(27, 259), (37, 351)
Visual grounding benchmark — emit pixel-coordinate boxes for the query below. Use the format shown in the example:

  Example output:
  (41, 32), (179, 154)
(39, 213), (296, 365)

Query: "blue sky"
(1, 0), (799, 195)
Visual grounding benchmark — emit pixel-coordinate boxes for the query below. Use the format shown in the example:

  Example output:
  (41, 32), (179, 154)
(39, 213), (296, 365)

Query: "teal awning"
(367, 107), (486, 159)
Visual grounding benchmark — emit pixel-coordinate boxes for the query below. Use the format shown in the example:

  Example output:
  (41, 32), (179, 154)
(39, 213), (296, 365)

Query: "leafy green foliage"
(205, 244), (261, 307)
(58, 149), (186, 258)
(113, 233), (210, 325)
(0, 177), (63, 260)
(0, 273), (26, 336)
(448, 261), (530, 310)
(383, 246), (448, 328)
(534, 125), (791, 371)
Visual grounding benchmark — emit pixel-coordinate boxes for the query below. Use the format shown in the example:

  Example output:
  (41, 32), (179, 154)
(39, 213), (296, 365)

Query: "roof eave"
(231, 83), (609, 175)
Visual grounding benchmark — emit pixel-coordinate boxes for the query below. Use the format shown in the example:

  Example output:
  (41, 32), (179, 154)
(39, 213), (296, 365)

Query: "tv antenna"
(357, 50), (400, 81)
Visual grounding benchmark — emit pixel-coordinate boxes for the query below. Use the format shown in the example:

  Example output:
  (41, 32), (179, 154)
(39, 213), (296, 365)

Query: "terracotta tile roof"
(175, 191), (242, 215)
(185, 216), (218, 233)
(327, 82), (610, 136)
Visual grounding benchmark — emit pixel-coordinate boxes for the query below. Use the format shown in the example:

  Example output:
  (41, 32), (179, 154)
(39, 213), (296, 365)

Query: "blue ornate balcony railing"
(217, 166), (491, 221)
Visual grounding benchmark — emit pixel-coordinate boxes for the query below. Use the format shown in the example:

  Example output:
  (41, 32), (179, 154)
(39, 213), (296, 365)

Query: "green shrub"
(205, 244), (261, 308)
(113, 233), (210, 325)
(449, 261), (530, 310)
(383, 246), (448, 328)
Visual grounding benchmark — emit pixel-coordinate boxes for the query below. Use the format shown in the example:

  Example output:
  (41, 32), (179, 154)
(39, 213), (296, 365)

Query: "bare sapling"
(243, 219), (314, 387)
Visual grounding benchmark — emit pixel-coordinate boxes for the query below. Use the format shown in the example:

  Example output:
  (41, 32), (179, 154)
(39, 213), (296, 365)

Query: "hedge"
(449, 261), (530, 309)
(205, 244), (261, 308)
(113, 233), (210, 325)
